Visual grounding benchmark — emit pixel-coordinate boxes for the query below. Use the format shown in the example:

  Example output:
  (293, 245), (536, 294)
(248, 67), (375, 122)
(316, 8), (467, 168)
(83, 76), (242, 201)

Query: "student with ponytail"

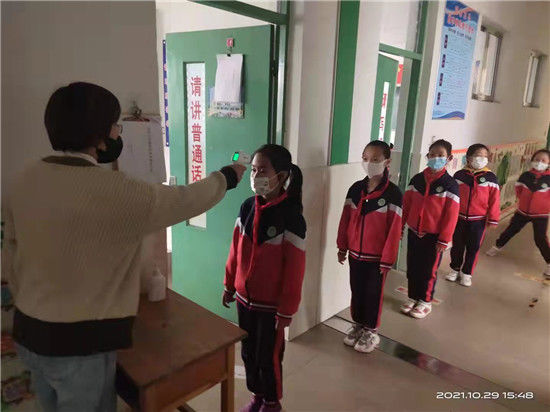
(337, 140), (402, 353)
(223, 144), (306, 412)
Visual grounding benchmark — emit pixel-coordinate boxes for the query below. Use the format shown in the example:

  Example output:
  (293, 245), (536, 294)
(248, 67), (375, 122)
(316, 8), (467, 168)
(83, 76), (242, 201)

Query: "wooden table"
(116, 289), (247, 412)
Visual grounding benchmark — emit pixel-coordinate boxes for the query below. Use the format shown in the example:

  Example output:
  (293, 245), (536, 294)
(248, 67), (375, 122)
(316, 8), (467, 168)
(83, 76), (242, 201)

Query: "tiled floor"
(337, 215), (550, 405)
(188, 327), (511, 412)
(184, 215), (550, 411)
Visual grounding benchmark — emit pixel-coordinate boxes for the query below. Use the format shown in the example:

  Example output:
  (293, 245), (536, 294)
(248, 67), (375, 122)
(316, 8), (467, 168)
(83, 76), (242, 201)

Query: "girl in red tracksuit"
(337, 141), (402, 354)
(223, 144), (306, 412)
(402, 139), (460, 319)
(446, 144), (500, 287)
(486, 149), (550, 279)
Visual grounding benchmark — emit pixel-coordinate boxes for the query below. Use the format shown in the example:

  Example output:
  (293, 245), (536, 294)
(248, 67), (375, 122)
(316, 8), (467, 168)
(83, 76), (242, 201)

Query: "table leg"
(221, 344), (235, 412)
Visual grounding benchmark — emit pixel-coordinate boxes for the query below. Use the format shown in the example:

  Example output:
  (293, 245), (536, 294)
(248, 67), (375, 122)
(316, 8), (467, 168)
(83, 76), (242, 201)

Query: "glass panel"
(480, 33), (499, 96)
(472, 27), (501, 101)
(379, 0), (421, 51)
(240, 1), (279, 12)
(524, 52), (540, 106)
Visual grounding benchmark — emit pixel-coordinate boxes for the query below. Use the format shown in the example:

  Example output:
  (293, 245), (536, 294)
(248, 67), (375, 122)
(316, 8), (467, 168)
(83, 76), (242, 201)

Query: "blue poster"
(432, 1), (479, 120)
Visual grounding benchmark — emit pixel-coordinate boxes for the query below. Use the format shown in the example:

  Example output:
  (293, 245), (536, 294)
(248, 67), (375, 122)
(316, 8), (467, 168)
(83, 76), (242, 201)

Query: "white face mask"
(471, 156), (488, 170)
(362, 161), (386, 178)
(250, 175), (279, 196)
(531, 161), (549, 172)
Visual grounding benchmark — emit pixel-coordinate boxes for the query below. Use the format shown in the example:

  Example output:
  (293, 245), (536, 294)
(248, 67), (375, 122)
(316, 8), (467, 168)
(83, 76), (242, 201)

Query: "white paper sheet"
(214, 54), (243, 103)
(117, 118), (166, 184)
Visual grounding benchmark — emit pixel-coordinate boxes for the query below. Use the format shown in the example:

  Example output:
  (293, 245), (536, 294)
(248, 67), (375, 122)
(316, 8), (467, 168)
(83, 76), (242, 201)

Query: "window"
(472, 26), (502, 102)
(523, 51), (544, 107)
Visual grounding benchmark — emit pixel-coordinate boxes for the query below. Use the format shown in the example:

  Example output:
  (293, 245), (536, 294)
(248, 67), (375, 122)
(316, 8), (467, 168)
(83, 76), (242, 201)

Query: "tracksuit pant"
(349, 257), (387, 330)
(496, 212), (550, 263)
(450, 219), (487, 275)
(237, 302), (285, 402)
(407, 230), (442, 303)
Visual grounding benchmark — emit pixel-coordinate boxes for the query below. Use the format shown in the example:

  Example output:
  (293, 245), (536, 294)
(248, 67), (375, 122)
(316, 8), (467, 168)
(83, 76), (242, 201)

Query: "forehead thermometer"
(232, 151), (251, 165)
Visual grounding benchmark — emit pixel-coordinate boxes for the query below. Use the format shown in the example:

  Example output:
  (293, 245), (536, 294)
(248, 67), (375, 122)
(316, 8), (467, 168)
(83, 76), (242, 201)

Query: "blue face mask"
(427, 156), (448, 171)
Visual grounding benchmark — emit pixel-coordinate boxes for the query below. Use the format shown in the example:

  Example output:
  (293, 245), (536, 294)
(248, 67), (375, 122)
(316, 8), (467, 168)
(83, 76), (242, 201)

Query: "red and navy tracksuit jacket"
(337, 171), (403, 270)
(496, 169), (550, 263)
(450, 168), (500, 275)
(337, 171), (402, 329)
(224, 192), (306, 319)
(455, 168), (500, 225)
(515, 169), (550, 218)
(225, 192), (306, 401)
(402, 168), (460, 248)
(403, 168), (459, 302)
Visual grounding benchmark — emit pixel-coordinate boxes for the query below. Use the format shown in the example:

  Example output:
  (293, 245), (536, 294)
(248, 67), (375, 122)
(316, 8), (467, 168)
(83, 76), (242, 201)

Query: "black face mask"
(97, 137), (123, 164)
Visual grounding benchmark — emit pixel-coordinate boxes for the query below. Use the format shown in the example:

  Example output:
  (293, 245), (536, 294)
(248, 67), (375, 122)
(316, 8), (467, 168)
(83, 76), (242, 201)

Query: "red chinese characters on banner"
(187, 64), (205, 196)
(190, 76), (202, 97)
(191, 101), (202, 120)
(192, 144), (203, 165)
(191, 164), (202, 182)
(191, 124), (202, 142)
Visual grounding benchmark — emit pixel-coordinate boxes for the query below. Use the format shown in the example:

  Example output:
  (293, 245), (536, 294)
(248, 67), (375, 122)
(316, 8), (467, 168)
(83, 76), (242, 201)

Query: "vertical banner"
(378, 81), (390, 140)
(186, 63), (206, 228)
(162, 40), (169, 147)
(432, 1), (478, 120)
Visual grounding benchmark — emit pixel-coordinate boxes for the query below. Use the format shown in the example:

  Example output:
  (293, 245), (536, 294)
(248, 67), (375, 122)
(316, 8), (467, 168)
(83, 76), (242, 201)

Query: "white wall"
(418, 0), (550, 155)
(285, 0), (339, 337)
(1, 1), (159, 199)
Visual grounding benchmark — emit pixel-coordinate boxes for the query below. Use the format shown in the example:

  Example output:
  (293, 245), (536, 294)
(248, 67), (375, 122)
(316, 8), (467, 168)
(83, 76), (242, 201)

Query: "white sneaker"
(354, 329), (380, 353)
(459, 274), (472, 287)
(486, 246), (501, 257)
(409, 301), (432, 319)
(400, 298), (417, 314)
(446, 269), (459, 282)
(343, 324), (363, 347)
(544, 264), (550, 280)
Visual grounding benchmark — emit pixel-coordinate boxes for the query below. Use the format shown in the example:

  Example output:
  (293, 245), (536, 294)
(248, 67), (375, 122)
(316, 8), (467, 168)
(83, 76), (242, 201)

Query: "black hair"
(531, 149), (550, 162)
(429, 139), (453, 157)
(44, 82), (121, 151)
(466, 143), (490, 157)
(253, 144), (303, 212)
(365, 140), (392, 159)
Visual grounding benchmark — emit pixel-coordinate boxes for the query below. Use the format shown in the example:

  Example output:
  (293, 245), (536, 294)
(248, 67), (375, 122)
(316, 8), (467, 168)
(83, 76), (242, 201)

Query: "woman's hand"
(337, 250), (348, 265)
(222, 290), (236, 308)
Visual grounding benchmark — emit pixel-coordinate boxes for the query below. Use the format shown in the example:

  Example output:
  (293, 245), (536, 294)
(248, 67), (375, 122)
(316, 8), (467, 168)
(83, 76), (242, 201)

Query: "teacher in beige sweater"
(1, 82), (246, 412)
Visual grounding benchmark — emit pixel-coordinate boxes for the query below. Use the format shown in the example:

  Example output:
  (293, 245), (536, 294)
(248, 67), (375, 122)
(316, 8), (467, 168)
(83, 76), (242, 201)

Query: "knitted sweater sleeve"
(143, 171), (228, 234)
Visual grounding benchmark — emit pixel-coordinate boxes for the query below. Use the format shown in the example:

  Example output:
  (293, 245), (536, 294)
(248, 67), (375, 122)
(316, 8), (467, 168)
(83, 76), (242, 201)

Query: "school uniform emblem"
(436, 186), (443, 193)
(542, 183), (548, 189)
(378, 198), (386, 206)
(479, 177), (486, 183)
(267, 226), (277, 237)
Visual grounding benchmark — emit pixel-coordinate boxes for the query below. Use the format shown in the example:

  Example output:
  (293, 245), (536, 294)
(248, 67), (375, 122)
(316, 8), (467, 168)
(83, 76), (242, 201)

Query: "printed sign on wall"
(186, 63), (206, 228)
(432, 1), (479, 120)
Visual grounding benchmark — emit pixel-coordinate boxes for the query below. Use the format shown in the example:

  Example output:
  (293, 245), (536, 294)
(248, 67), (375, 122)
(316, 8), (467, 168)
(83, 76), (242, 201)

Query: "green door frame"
(329, 1), (429, 193)
(189, 0), (289, 146)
